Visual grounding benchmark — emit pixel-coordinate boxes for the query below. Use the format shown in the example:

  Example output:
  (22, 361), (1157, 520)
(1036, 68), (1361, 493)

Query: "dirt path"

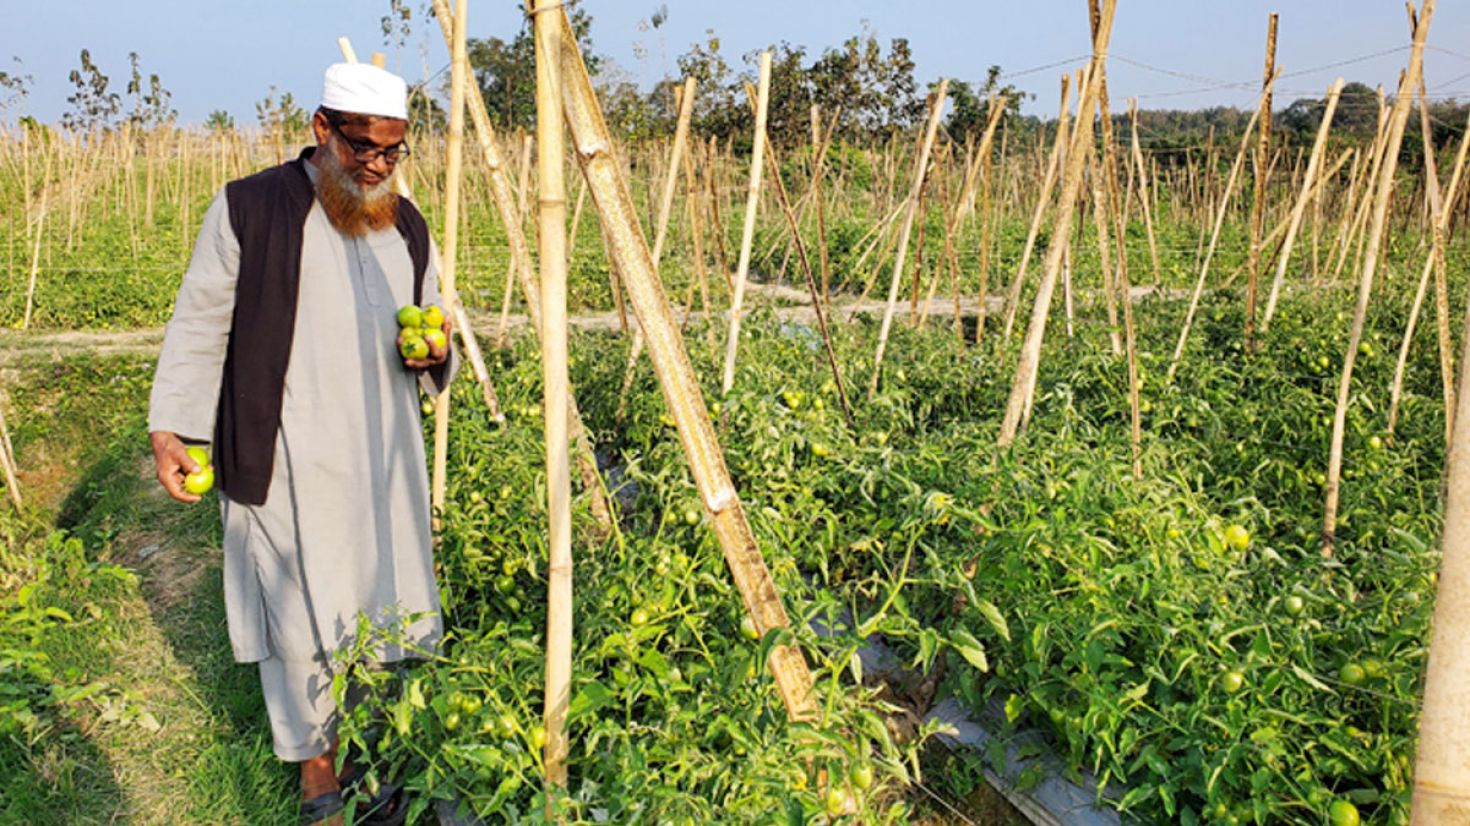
(0, 283), (1180, 365)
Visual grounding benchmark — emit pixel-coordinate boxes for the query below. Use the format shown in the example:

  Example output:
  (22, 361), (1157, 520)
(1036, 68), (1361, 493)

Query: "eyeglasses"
(327, 118), (412, 164)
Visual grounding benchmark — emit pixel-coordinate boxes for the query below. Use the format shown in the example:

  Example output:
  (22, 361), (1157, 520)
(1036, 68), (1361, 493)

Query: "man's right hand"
(150, 431), (203, 503)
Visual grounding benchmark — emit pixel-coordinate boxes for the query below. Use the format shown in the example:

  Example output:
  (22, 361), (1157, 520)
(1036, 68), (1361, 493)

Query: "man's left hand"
(400, 316), (452, 370)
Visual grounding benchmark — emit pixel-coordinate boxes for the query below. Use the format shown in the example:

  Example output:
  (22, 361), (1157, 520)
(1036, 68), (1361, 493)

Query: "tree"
(204, 110), (235, 132)
(256, 86), (306, 135)
(675, 30), (745, 140)
(125, 52), (176, 128)
(805, 25), (921, 142)
(465, 7), (600, 131)
(62, 49), (121, 132)
(0, 57), (32, 119)
(946, 66), (1027, 139)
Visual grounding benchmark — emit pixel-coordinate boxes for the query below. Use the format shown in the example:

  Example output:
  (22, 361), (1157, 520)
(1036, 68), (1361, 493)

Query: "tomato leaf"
(949, 628), (989, 673)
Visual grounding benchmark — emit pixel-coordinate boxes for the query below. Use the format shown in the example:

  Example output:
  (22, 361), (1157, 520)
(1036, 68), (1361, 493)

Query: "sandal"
(299, 789), (345, 826)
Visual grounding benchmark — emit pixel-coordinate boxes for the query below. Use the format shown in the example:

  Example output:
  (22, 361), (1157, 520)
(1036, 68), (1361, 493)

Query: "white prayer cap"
(320, 63), (408, 120)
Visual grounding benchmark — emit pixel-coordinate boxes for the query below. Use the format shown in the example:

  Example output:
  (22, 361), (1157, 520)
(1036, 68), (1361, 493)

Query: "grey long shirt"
(149, 169), (455, 665)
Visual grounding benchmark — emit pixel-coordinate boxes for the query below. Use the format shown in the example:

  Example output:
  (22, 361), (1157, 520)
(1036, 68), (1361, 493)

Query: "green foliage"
(124, 52), (175, 129)
(466, 8), (600, 132)
(61, 49), (120, 132)
(254, 85), (307, 135)
(203, 109), (234, 132)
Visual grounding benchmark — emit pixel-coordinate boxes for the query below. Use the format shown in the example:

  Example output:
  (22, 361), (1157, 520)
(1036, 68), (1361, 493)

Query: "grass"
(1, 353), (297, 825)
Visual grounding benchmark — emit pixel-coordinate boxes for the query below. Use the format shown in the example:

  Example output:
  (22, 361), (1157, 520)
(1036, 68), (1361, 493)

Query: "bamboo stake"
(1388, 87), (1468, 442)
(741, 88), (856, 429)
(1244, 14), (1279, 350)
(997, 0), (1117, 447)
(1323, 0), (1434, 558)
(1001, 75), (1071, 343)
(427, 0), (611, 534)
(554, 12), (816, 720)
(811, 105), (831, 308)
(1421, 77), (1457, 448)
(1262, 78), (1345, 334)
(616, 77), (697, 420)
(0, 399), (21, 512)
(973, 97), (1007, 344)
(868, 79), (948, 400)
(530, 0), (573, 793)
(1413, 190), (1470, 823)
(704, 136), (731, 285)
(428, 0), (470, 534)
(721, 52), (772, 395)
(1166, 77), (1276, 381)
(22, 157), (49, 331)
(679, 120), (719, 354)
(1126, 101), (1163, 286)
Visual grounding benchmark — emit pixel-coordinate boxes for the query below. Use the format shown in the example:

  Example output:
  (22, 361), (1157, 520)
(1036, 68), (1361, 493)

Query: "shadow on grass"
(52, 418), (299, 824)
(0, 696), (125, 825)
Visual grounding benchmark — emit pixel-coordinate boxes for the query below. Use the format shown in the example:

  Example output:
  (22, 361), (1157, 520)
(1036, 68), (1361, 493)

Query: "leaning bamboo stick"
(1001, 75), (1071, 343)
(22, 176), (47, 331)
(1421, 77), (1457, 447)
(1323, 0), (1434, 558)
(1243, 13), (1279, 351)
(1261, 78), (1345, 334)
(1166, 77), (1276, 381)
(997, 0), (1117, 447)
(615, 77), (697, 420)
(0, 398), (21, 512)
(531, 0), (573, 793)
(554, 11), (816, 720)
(972, 96), (1007, 344)
(868, 79), (948, 400)
(1388, 86), (1468, 442)
(721, 53), (772, 394)
(742, 88), (855, 429)
(428, 0), (612, 534)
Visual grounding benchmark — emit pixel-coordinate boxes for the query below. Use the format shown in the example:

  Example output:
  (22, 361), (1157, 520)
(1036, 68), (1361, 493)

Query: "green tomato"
(1339, 663), (1367, 686)
(443, 711), (460, 732)
(631, 607), (650, 627)
(850, 763), (874, 790)
(740, 614), (760, 641)
(184, 465), (215, 496)
(185, 445), (210, 469)
(1220, 670), (1246, 694)
(1283, 595), (1305, 616)
(399, 334), (429, 360)
(1329, 800), (1360, 826)
(420, 304), (445, 329)
(397, 304), (423, 328)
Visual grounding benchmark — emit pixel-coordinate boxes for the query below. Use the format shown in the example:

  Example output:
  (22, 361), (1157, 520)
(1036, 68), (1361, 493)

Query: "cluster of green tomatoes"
(396, 303), (447, 360)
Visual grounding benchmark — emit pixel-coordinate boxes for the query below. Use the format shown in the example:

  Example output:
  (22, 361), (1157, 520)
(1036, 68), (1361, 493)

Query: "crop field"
(3, 3), (1470, 825)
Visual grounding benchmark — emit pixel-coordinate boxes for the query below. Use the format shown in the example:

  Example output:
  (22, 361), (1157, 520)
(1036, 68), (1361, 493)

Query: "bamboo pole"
(496, 135), (534, 348)
(1243, 13), (1279, 352)
(678, 119), (719, 354)
(429, 0), (469, 533)
(1421, 77), (1457, 448)
(1411, 178), (1470, 826)
(1126, 100), (1163, 287)
(1323, 0), (1434, 558)
(1166, 77), (1275, 381)
(0, 399), (21, 512)
(22, 155), (49, 331)
(1001, 75), (1071, 343)
(1262, 78), (1345, 334)
(741, 87), (856, 430)
(554, 11), (816, 720)
(531, 0), (573, 793)
(997, 0), (1117, 447)
(427, 0), (611, 534)
(721, 52), (772, 395)
(868, 79), (948, 400)
(616, 77), (697, 420)
(972, 96), (1008, 344)
(1388, 88), (1468, 442)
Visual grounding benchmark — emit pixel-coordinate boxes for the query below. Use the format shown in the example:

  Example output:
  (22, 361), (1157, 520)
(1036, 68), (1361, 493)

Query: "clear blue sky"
(8, 1), (1470, 126)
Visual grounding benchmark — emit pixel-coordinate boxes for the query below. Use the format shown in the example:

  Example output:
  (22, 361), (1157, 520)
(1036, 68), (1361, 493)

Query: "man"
(148, 63), (455, 825)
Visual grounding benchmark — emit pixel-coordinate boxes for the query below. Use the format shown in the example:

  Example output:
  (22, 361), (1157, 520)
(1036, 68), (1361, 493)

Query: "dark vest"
(214, 147), (430, 505)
